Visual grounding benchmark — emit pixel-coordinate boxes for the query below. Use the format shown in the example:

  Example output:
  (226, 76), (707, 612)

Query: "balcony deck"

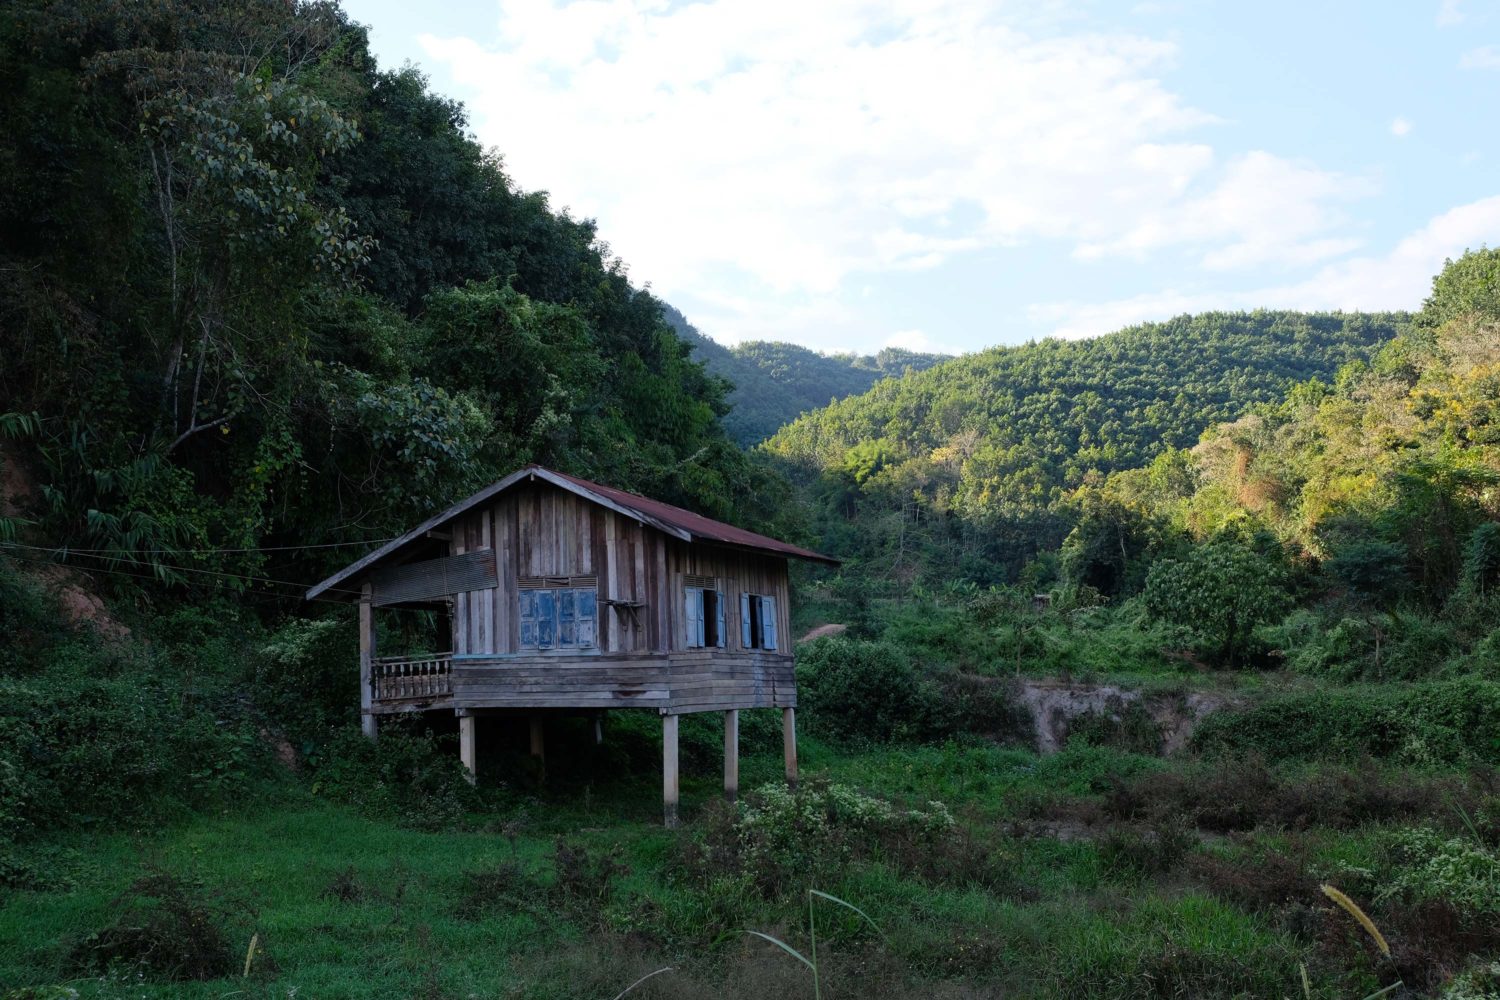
(367, 649), (796, 716)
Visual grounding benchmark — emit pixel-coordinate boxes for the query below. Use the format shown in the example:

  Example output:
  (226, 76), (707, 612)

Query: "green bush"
(311, 726), (477, 830)
(1379, 827), (1500, 914)
(0, 559), (63, 674)
(683, 779), (955, 897)
(1192, 679), (1500, 767)
(1143, 540), (1290, 666)
(797, 635), (940, 743)
(255, 616), (356, 745)
(0, 646), (262, 845)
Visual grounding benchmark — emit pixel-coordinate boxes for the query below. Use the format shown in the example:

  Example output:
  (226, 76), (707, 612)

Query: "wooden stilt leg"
(783, 707), (798, 789)
(358, 584), (377, 740)
(723, 709), (739, 803)
(594, 714), (604, 745)
(529, 716), (545, 762)
(459, 714), (476, 784)
(663, 713), (680, 828)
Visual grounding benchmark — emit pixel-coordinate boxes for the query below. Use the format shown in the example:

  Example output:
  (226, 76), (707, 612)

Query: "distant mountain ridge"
(661, 304), (948, 444)
(762, 309), (1410, 580)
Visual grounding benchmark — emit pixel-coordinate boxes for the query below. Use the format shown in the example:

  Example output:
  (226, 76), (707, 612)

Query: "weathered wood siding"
(448, 650), (797, 712)
(446, 481), (792, 660)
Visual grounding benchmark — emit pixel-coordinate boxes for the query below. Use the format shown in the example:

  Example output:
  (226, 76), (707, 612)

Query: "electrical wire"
(2, 537), (394, 555)
(0, 542), (362, 601)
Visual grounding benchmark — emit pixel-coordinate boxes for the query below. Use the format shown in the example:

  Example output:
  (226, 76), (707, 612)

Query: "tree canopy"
(0, 0), (789, 596)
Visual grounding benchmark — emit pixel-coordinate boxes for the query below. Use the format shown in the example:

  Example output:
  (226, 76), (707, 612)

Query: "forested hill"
(0, 1), (792, 592)
(766, 311), (1407, 582)
(661, 304), (947, 444)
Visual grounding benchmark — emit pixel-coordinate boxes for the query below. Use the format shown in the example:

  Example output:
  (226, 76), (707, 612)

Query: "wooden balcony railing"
(372, 653), (453, 702)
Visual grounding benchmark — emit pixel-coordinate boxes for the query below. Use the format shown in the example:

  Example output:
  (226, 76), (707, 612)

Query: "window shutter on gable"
(761, 595), (778, 650)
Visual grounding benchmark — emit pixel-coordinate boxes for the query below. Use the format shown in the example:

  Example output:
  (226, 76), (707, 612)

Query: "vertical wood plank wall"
(448, 481), (793, 657)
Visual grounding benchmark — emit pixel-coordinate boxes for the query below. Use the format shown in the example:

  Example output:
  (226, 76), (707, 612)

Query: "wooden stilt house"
(305, 465), (837, 825)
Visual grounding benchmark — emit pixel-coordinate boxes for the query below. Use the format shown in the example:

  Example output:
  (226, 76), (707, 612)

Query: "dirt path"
(798, 623), (847, 643)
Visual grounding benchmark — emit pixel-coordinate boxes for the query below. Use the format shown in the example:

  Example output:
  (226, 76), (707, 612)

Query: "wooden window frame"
(739, 592), (779, 651)
(518, 576), (598, 652)
(683, 576), (726, 649)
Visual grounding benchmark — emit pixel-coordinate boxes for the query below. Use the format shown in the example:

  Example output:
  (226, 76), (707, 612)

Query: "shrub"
(70, 870), (237, 982)
(1380, 827), (1500, 914)
(0, 648), (262, 845)
(551, 838), (628, 929)
(0, 558), (64, 674)
(1102, 756), (1481, 833)
(1191, 679), (1500, 767)
(931, 672), (1033, 745)
(312, 726), (476, 829)
(454, 859), (540, 920)
(1144, 541), (1290, 666)
(683, 780), (955, 897)
(254, 616), (356, 744)
(797, 636), (939, 743)
(1066, 701), (1164, 755)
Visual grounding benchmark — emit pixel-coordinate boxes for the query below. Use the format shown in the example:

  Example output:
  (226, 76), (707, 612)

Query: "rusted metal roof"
(542, 466), (838, 565)
(306, 464), (837, 601)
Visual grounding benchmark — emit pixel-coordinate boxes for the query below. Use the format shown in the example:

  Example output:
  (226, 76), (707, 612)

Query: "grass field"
(10, 706), (1492, 1000)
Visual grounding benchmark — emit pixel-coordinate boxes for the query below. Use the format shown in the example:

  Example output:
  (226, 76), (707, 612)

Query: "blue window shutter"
(761, 596), (778, 650)
(715, 591), (727, 648)
(684, 587), (703, 647)
(540, 590), (564, 653)
(559, 588), (577, 647)
(740, 593), (752, 648)
(519, 590), (538, 649)
(576, 588), (597, 648)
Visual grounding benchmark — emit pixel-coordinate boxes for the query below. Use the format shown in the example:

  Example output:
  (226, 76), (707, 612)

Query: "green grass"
(5, 707), (1494, 995)
(0, 735), (1402, 1000)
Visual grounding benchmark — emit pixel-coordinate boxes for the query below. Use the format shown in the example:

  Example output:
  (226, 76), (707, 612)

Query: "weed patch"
(68, 870), (239, 982)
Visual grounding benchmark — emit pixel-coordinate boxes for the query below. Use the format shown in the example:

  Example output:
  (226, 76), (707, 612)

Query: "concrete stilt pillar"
(663, 713), (680, 828)
(783, 707), (798, 789)
(723, 709), (739, 803)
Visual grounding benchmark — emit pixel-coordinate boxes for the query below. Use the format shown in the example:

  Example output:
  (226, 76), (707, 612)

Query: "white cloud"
(1460, 45), (1500, 69)
(1438, 0), (1465, 26)
(884, 329), (944, 353)
(416, 0), (1369, 344)
(1031, 195), (1500, 339)
(1390, 116), (1414, 137)
(1077, 150), (1374, 270)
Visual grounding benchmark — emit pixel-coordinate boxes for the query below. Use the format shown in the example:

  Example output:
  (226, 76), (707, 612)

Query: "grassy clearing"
(9, 722), (1490, 1000)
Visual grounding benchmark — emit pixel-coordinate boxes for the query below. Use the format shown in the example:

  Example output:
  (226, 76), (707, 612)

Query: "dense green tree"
(1143, 540), (1290, 666)
(0, 0), (790, 596)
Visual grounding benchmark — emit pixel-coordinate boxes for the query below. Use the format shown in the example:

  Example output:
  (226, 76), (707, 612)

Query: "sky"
(340, 0), (1500, 355)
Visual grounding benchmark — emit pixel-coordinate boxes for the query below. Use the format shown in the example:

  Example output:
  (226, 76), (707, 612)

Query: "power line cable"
(0, 542), (361, 600)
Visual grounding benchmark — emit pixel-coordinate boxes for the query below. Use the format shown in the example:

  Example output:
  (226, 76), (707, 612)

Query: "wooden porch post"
(783, 707), (798, 789)
(358, 583), (377, 740)
(459, 713), (477, 783)
(663, 713), (680, 828)
(723, 709), (739, 803)
(529, 716), (545, 763)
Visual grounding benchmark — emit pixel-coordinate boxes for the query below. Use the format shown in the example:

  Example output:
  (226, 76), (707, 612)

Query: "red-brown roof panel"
(539, 466), (839, 565)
